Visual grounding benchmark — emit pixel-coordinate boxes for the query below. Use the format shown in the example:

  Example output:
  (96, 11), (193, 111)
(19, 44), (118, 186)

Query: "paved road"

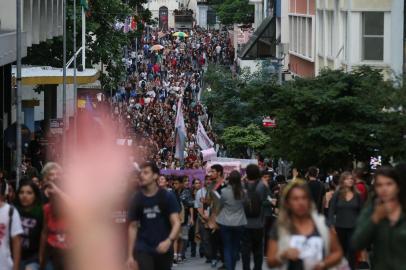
(175, 257), (270, 270)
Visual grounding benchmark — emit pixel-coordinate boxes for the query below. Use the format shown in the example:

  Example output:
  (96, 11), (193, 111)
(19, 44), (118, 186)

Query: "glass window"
(363, 12), (384, 61)
(318, 11), (324, 55)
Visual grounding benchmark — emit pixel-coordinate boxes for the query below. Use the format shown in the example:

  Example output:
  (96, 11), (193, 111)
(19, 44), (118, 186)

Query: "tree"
(203, 64), (406, 169)
(222, 124), (270, 158)
(268, 67), (400, 169)
(23, 0), (152, 91)
(210, 0), (254, 25)
(202, 64), (278, 157)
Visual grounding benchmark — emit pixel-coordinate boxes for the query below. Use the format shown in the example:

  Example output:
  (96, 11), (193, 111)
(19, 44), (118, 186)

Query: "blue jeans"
(220, 225), (243, 270)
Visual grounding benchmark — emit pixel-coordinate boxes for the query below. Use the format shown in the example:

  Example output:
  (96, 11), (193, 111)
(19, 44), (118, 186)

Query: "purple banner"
(160, 169), (206, 182)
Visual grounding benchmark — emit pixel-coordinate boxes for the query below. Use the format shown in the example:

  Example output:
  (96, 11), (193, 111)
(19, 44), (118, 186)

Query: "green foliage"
(222, 124), (270, 157)
(23, 0), (152, 91)
(213, 0), (254, 25)
(203, 64), (406, 169)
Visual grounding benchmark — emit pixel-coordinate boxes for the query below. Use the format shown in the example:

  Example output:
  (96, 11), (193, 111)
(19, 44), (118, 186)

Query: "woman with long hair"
(352, 166), (406, 269)
(15, 180), (47, 270)
(267, 180), (343, 270)
(216, 171), (247, 270)
(328, 172), (363, 269)
(39, 180), (70, 270)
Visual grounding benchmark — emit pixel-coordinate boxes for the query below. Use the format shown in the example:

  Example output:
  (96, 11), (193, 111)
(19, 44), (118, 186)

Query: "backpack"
(133, 189), (170, 226)
(243, 182), (262, 218)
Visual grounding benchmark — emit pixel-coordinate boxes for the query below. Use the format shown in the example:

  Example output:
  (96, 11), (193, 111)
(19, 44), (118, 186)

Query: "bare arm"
(168, 212), (181, 241)
(189, 207), (194, 225)
(267, 239), (282, 267)
(127, 221), (138, 260)
(317, 229), (343, 269)
(11, 235), (21, 270)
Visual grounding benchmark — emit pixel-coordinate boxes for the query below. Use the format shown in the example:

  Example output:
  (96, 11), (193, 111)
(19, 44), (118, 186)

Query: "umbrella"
(173, 31), (188, 38)
(150, 44), (164, 51)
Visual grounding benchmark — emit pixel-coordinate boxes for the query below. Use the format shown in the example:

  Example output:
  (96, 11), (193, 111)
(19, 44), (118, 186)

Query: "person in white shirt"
(0, 180), (23, 270)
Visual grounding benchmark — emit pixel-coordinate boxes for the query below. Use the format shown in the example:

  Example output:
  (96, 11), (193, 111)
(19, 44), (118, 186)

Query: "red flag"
(131, 17), (136, 30)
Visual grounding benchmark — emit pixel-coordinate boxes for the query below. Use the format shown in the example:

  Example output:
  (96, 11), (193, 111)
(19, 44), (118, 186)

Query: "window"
(318, 11), (324, 55)
(342, 12), (347, 60)
(362, 12), (384, 61)
(326, 11), (334, 57)
(289, 15), (314, 59)
(307, 18), (312, 58)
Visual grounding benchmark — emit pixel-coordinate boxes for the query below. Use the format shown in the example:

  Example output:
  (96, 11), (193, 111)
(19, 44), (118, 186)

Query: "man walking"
(241, 164), (264, 270)
(127, 162), (181, 270)
(306, 166), (325, 213)
(207, 164), (226, 269)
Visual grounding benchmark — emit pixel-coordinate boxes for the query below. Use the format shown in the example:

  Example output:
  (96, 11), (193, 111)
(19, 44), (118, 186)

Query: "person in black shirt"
(15, 180), (44, 270)
(306, 167), (325, 214)
(127, 162), (181, 270)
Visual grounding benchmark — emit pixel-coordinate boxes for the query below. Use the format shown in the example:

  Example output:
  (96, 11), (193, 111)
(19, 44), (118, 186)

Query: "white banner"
(196, 120), (214, 150)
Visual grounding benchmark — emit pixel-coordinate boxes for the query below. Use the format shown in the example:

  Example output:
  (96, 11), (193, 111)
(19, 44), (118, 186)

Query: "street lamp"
(16, 0), (22, 188)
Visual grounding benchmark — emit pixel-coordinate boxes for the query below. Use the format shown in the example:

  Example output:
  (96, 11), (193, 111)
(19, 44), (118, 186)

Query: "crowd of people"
(2, 27), (406, 270)
(3, 159), (406, 270)
(112, 27), (233, 169)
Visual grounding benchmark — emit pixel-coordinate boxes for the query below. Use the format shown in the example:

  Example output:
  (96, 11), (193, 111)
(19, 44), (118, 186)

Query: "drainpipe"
(347, 0), (352, 72)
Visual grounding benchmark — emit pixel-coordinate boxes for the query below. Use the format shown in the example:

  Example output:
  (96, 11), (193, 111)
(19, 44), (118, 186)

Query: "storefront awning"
(12, 66), (100, 85)
(238, 16), (277, 60)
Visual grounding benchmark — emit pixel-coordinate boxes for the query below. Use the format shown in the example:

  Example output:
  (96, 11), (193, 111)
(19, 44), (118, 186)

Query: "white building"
(144, 0), (199, 29)
(316, 0), (404, 79)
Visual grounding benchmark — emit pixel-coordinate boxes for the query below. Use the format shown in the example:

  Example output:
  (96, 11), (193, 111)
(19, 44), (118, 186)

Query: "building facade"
(144, 0), (199, 29)
(281, 0), (405, 78)
(0, 0), (64, 169)
(316, 0), (404, 78)
(286, 0), (316, 77)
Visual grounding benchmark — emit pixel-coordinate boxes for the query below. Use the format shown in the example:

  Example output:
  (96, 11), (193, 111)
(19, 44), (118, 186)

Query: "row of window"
(289, 15), (313, 59)
(289, 11), (384, 62)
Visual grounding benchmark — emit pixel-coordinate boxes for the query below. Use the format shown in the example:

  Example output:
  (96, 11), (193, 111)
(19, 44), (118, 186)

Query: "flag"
(80, 0), (89, 11)
(196, 120), (214, 150)
(131, 17), (137, 31)
(175, 99), (186, 162)
(201, 147), (216, 161)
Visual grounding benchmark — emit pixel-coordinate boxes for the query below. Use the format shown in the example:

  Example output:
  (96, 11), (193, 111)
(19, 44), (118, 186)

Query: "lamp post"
(62, 0), (67, 156)
(16, 0), (22, 188)
(73, 0), (78, 146)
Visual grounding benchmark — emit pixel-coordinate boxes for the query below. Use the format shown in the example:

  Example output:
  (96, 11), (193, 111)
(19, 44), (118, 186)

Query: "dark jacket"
(352, 205), (406, 270)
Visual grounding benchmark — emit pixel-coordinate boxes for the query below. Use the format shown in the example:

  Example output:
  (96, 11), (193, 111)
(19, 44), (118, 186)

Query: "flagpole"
(73, 0), (78, 147)
(82, 6), (86, 69)
(62, 0), (67, 156)
(16, 0), (22, 188)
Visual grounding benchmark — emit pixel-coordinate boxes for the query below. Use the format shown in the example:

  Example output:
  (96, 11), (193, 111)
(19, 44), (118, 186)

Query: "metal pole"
(347, 0), (352, 72)
(62, 0), (67, 156)
(73, 0), (78, 146)
(16, 0), (22, 189)
(82, 7), (86, 69)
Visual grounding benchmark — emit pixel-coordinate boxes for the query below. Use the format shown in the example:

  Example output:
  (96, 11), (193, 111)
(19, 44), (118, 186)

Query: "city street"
(0, 1), (406, 270)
